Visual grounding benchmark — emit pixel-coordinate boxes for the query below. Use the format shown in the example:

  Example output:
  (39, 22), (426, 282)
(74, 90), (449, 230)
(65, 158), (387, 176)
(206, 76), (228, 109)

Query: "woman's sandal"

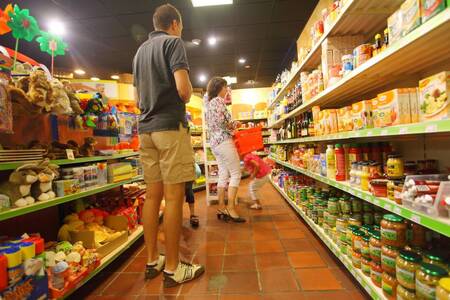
(222, 208), (246, 223)
(249, 203), (262, 210)
(190, 215), (199, 228)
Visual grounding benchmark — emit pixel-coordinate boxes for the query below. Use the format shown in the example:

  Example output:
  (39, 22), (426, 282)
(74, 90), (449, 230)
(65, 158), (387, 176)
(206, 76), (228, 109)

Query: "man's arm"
(174, 69), (192, 103)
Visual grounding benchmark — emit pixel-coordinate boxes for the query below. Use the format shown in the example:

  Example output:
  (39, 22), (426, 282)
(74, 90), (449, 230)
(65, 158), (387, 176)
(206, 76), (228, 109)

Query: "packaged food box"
(419, 71), (450, 121)
(54, 179), (80, 197)
(421, 0), (446, 23)
(401, 0), (422, 36)
(312, 106), (322, 135)
(321, 109), (338, 135)
(388, 9), (403, 45)
(337, 106), (353, 132)
(373, 89), (411, 127)
(409, 88), (420, 123)
(352, 100), (373, 130)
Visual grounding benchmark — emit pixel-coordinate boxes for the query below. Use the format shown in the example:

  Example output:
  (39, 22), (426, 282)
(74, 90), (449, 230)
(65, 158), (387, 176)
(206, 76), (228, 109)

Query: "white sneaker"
(163, 261), (205, 288)
(145, 254), (165, 280)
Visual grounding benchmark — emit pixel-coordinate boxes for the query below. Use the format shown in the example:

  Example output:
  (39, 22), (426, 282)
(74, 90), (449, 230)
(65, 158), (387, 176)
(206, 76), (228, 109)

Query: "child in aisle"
(243, 153), (272, 209)
(185, 163), (202, 228)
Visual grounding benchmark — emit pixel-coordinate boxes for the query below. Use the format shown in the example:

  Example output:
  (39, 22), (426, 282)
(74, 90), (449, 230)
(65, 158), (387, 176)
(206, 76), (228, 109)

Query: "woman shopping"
(205, 77), (245, 223)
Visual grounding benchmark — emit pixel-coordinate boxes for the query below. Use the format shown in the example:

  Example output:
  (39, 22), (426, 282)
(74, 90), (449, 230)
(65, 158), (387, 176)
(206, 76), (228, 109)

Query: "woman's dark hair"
(206, 77), (227, 101)
(153, 4), (181, 31)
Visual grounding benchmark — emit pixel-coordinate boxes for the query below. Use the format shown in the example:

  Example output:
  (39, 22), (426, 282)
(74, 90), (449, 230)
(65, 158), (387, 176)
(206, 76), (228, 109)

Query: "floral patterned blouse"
(205, 96), (236, 148)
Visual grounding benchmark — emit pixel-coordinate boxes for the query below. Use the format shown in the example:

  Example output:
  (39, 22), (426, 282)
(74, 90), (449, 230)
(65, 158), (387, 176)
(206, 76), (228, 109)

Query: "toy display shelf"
(270, 156), (450, 237)
(268, 8), (450, 128)
(62, 226), (144, 299)
(0, 175), (144, 222)
(270, 179), (386, 300)
(270, 120), (450, 144)
(0, 152), (139, 171)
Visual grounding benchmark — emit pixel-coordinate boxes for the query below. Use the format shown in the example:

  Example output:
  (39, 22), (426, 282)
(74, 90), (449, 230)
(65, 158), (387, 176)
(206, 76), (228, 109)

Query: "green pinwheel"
(36, 31), (68, 56)
(7, 4), (40, 41)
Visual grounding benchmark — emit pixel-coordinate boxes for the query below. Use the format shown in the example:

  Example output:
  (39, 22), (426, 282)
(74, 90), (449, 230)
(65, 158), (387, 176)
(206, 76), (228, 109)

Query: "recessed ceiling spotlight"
(223, 76), (237, 84)
(191, 0), (233, 7)
(91, 77), (100, 81)
(48, 19), (66, 36)
(238, 58), (246, 64)
(74, 69), (86, 75)
(245, 65), (251, 69)
(111, 75), (120, 80)
(192, 39), (201, 45)
(208, 36), (217, 46)
(199, 74), (207, 82)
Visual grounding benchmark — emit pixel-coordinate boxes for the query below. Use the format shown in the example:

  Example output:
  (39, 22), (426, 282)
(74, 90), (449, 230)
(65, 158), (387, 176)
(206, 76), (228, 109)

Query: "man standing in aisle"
(132, 4), (204, 287)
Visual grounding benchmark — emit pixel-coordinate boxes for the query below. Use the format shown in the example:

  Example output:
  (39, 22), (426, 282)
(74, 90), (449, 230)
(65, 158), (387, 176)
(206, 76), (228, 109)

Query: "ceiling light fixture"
(74, 69), (86, 75)
(192, 39), (201, 45)
(111, 75), (120, 80)
(91, 77), (100, 81)
(191, 0), (233, 7)
(223, 76), (237, 84)
(208, 36), (217, 46)
(245, 65), (251, 69)
(199, 74), (207, 82)
(238, 58), (246, 64)
(48, 19), (66, 36)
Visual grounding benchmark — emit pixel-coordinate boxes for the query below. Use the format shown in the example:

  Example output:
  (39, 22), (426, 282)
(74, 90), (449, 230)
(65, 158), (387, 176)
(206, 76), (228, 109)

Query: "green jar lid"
(348, 225), (359, 231)
(383, 214), (403, 223)
(363, 235), (371, 242)
(420, 263), (447, 276)
(353, 230), (365, 237)
(399, 250), (422, 263)
(335, 143), (342, 148)
(424, 251), (446, 262)
(369, 230), (380, 240)
(362, 224), (372, 231)
(373, 225), (380, 231)
(328, 197), (338, 202)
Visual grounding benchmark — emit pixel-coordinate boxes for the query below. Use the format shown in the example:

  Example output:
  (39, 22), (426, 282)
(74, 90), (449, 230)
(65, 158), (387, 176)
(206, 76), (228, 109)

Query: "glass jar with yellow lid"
(423, 252), (448, 271)
(381, 214), (407, 248)
(416, 263), (448, 300)
(386, 153), (404, 179)
(396, 250), (422, 290)
(436, 277), (450, 300)
(397, 284), (417, 300)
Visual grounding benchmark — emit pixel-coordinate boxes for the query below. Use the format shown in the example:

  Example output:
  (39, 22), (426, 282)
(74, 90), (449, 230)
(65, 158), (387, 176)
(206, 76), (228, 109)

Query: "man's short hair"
(153, 4), (182, 30)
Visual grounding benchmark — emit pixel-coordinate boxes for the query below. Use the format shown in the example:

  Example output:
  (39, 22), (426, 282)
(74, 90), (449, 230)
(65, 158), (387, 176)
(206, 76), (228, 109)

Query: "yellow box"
(352, 100), (373, 130)
(419, 71), (450, 121)
(373, 89), (411, 127)
(337, 106), (353, 132)
(409, 88), (420, 123)
(322, 109), (338, 135)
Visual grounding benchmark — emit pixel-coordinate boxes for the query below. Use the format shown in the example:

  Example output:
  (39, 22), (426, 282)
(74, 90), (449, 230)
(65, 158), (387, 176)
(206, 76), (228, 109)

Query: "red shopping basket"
(234, 127), (264, 155)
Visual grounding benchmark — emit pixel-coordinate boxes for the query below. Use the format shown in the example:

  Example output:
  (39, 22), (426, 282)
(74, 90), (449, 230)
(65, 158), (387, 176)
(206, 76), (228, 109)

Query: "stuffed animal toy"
(66, 140), (81, 157)
(57, 213), (85, 241)
(50, 79), (73, 115)
(7, 86), (41, 116)
(61, 80), (84, 115)
(79, 137), (97, 157)
(16, 76), (30, 92)
(31, 159), (59, 201)
(0, 163), (39, 207)
(28, 69), (53, 112)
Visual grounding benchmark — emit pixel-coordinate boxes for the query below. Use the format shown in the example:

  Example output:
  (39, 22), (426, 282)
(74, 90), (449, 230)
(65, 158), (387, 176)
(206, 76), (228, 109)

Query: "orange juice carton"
(337, 106), (353, 132)
(374, 89), (411, 127)
(401, 0), (421, 36)
(419, 71), (450, 121)
(352, 100), (373, 130)
(409, 87), (420, 123)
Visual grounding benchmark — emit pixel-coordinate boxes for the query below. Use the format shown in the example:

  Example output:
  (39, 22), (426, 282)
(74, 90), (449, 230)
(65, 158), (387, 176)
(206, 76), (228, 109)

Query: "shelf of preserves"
(270, 178), (386, 300)
(0, 152), (140, 171)
(268, 0), (404, 109)
(62, 226), (144, 299)
(269, 156), (450, 237)
(270, 120), (450, 144)
(269, 8), (450, 128)
(0, 175), (144, 222)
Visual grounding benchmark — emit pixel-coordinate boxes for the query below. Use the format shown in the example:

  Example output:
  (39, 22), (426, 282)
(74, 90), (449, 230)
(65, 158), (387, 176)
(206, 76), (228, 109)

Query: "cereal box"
(409, 88), (420, 123)
(388, 9), (403, 45)
(421, 0), (446, 23)
(401, 0), (421, 36)
(373, 89), (411, 127)
(337, 106), (353, 132)
(352, 100), (373, 130)
(419, 71), (450, 121)
(312, 106), (321, 135)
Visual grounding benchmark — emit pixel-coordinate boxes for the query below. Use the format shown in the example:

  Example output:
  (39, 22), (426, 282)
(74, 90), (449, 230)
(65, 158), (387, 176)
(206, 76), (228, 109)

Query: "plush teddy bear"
(31, 159), (59, 202)
(79, 137), (97, 157)
(0, 163), (39, 207)
(28, 69), (53, 112)
(50, 79), (72, 115)
(7, 85), (41, 116)
(61, 80), (84, 115)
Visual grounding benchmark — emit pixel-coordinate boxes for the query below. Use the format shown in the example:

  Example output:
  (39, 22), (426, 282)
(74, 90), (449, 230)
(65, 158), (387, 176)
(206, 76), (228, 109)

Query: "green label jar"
(351, 198), (362, 213)
(381, 227), (397, 241)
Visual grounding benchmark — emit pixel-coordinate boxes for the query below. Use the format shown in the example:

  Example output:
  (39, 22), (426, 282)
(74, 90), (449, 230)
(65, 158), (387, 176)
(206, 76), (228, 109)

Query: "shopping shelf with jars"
(270, 167), (450, 300)
(267, 1), (450, 129)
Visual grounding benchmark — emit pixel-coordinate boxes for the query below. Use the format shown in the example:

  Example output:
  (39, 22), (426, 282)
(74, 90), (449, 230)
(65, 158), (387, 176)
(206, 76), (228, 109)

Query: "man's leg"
(163, 182), (185, 272)
(143, 181), (164, 263)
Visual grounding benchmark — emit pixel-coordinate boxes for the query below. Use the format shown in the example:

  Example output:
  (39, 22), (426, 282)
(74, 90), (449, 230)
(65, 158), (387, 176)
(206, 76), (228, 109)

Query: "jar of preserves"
(416, 263), (448, 300)
(352, 250), (362, 269)
(361, 256), (371, 276)
(351, 197), (362, 213)
(360, 162), (370, 191)
(336, 217), (348, 232)
(370, 179), (388, 197)
(363, 202), (373, 212)
(409, 223), (426, 248)
(381, 214), (407, 248)
(369, 162), (382, 179)
(339, 197), (352, 214)
(370, 230), (382, 262)
(387, 154), (404, 179)
(436, 278), (450, 300)
(346, 225), (358, 244)
(361, 224), (373, 235)
(423, 252), (448, 271)
(361, 235), (371, 259)
(374, 212), (383, 225)
(396, 250), (422, 290)
(350, 162), (359, 186)
(348, 217), (362, 227)
(397, 284), (417, 300)
(327, 213), (337, 227)
(339, 240), (348, 255)
(363, 212), (374, 225)
(352, 230), (365, 253)
(371, 261), (383, 287)
(382, 271), (398, 299)
(327, 197), (339, 214)
(382, 245), (399, 274)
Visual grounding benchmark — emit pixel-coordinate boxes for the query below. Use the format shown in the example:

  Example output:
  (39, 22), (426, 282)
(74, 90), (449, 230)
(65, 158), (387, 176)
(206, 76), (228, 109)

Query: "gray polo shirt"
(133, 31), (189, 133)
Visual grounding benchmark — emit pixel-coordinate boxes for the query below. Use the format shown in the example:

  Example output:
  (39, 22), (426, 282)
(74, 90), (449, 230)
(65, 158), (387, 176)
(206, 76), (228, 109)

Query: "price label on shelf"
(411, 214), (421, 224)
(399, 127), (408, 134)
(354, 132), (361, 137)
(384, 203), (392, 211)
(426, 124), (438, 133)
(367, 131), (373, 137)
(393, 207), (402, 215)
(373, 199), (380, 206)
(357, 192), (362, 198)
(381, 129), (388, 136)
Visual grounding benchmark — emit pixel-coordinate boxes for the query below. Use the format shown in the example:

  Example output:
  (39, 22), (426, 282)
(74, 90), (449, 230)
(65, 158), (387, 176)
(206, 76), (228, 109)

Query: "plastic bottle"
(348, 144), (362, 169)
(335, 144), (346, 181)
(326, 145), (336, 180)
(343, 144), (350, 180)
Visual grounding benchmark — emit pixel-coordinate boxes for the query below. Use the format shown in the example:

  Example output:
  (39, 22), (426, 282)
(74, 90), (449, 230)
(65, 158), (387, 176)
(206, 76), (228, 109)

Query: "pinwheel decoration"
(36, 31), (68, 75)
(7, 4), (40, 71)
(0, 4), (13, 35)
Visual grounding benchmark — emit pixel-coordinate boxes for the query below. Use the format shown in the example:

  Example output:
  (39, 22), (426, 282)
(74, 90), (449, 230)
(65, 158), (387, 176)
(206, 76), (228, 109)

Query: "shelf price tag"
(399, 127), (408, 135)
(426, 124), (438, 133)
(367, 131), (373, 137)
(411, 214), (421, 224)
(373, 199), (380, 206)
(393, 207), (402, 215)
(66, 149), (75, 160)
(384, 203), (392, 211)
(357, 192), (363, 198)
(381, 129), (388, 136)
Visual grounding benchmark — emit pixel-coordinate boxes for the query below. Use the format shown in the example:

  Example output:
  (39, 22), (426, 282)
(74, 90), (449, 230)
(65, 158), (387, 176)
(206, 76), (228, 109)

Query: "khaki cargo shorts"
(139, 124), (195, 184)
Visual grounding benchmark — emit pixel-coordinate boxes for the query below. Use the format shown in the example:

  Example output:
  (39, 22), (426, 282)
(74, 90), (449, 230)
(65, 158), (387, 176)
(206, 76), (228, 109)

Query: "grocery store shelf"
(271, 120), (450, 144)
(62, 226), (144, 299)
(269, 8), (450, 128)
(270, 156), (450, 237)
(0, 152), (139, 171)
(0, 175), (144, 222)
(270, 179), (386, 300)
(268, 0), (404, 109)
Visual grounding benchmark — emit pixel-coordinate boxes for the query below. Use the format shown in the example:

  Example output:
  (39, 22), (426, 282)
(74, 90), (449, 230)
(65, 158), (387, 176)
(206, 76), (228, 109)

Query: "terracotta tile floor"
(70, 179), (370, 299)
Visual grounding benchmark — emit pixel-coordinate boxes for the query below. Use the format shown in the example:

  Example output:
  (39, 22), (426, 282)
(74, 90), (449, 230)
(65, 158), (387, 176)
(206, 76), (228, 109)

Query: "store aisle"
(71, 179), (370, 300)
